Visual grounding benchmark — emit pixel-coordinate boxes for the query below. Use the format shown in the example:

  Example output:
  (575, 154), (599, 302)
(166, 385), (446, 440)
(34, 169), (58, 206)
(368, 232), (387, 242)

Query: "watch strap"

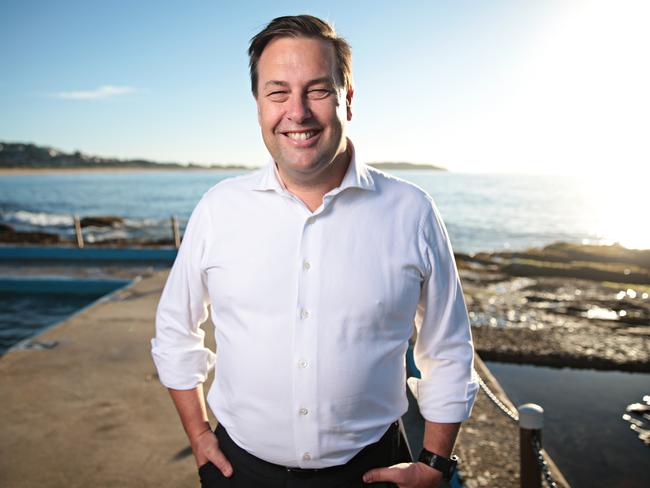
(417, 448), (458, 481)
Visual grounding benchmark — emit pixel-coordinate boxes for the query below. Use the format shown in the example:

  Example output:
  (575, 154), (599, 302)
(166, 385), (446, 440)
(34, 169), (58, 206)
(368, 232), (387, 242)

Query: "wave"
(2, 209), (74, 227)
(0, 209), (177, 229)
(0, 208), (186, 243)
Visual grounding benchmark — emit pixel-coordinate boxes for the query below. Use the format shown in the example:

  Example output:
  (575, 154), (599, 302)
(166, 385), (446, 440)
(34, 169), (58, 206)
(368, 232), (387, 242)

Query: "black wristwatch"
(417, 448), (459, 481)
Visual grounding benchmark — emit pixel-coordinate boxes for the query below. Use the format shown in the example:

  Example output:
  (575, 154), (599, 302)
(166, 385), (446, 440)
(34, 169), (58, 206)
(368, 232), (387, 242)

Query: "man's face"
(254, 36), (353, 181)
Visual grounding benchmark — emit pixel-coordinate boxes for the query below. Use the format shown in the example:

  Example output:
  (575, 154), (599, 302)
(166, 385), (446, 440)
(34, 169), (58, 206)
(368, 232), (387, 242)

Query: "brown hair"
(248, 15), (353, 97)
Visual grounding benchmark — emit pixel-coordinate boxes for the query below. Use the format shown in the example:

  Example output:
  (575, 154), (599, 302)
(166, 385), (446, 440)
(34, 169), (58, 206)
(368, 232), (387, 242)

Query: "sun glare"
(581, 173), (650, 250)
(451, 0), (650, 176)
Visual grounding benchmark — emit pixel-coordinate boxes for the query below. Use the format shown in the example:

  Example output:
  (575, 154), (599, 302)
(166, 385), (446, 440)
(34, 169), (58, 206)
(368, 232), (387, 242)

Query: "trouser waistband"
(215, 421), (399, 479)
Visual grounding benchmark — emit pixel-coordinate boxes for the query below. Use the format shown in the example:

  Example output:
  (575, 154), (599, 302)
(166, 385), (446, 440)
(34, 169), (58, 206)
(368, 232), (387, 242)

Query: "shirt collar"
(253, 139), (376, 193)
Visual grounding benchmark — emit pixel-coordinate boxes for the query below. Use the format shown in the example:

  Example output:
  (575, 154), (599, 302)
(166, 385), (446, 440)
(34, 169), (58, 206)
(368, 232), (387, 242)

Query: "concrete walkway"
(1, 269), (215, 487)
(1, 266), (568, 487)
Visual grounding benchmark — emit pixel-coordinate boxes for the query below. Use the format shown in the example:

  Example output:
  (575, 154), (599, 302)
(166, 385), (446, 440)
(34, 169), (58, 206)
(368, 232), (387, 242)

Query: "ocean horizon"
(1, 169), (646, 254)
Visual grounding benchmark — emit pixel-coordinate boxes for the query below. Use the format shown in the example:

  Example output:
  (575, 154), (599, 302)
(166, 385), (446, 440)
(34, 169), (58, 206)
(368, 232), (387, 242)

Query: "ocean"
(0, 169), (646, 253)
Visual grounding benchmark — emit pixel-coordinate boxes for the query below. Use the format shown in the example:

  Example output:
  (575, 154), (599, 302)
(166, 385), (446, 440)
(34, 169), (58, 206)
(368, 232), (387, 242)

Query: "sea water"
(1, 169), (646, 253)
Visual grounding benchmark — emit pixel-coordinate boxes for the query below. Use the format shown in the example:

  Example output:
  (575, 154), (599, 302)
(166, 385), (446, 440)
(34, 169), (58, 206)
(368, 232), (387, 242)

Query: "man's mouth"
(282, 130), (321, 141)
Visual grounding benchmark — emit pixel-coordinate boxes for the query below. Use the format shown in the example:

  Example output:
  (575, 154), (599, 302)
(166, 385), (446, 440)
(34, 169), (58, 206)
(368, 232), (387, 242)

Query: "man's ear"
(346, 87), (354, 121)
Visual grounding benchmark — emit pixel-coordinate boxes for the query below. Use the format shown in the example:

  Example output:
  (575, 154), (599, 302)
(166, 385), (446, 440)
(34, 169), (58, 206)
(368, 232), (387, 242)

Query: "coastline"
(457, 242), (650, 372)
(0, 166), (252, 176)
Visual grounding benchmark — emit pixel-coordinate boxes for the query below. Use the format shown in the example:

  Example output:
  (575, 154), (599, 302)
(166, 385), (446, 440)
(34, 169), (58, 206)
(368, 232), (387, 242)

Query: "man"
(151, 14), (478, 488)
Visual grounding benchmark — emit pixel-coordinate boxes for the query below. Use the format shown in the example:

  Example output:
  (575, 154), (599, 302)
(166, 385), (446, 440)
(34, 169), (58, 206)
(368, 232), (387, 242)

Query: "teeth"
(286, 131), (316, 141)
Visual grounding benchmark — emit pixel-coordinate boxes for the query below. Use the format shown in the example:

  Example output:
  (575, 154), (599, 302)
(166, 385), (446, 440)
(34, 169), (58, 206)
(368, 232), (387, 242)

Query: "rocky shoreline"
(458, 242), (650, 372)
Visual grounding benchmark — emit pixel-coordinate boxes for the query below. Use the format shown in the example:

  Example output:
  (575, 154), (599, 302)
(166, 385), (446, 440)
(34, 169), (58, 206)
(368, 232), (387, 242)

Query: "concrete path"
(1, 269), (215, 487)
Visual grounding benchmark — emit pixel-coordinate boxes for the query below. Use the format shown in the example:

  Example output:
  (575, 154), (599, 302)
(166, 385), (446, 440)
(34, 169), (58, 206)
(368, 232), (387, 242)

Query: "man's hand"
(362, 462), (443, 487)
(190, 428), (234, 477)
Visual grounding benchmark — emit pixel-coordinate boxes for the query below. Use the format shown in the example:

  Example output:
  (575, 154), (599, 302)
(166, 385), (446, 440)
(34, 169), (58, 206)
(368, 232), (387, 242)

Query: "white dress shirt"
(151, 142), (478, 468)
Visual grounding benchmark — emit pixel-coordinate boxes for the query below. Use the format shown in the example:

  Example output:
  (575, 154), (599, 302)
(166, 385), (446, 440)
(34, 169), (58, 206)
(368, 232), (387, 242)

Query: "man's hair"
(248, 14), (353, 97)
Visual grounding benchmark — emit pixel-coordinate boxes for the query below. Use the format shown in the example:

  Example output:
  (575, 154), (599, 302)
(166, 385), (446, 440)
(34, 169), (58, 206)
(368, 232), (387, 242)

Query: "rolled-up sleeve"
(150, 196), (216, 390)
(406, 200), (479, 423)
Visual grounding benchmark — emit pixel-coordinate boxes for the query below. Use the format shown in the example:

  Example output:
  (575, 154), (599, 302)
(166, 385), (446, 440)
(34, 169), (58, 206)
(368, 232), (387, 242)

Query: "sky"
(1, 0), (648, 175)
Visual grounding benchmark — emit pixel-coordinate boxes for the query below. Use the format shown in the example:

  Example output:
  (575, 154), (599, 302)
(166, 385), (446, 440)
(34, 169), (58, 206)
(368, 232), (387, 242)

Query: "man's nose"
(286, 95), (312, 123)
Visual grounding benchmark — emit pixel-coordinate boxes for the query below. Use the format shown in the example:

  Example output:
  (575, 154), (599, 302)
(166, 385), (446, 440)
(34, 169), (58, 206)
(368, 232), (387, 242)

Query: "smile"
(282, 130), (320, 141)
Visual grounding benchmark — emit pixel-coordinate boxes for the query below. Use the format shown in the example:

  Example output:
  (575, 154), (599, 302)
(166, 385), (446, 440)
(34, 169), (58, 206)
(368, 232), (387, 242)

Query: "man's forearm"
(422, 420), (461, 457)
(168, 385), (212, 442)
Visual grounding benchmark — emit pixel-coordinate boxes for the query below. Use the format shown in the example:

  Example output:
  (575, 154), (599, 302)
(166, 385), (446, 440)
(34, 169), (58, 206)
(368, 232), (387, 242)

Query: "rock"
(0, 230), (61, 244)
(499, 260), (650, 285)
(80, 216), (124, 227)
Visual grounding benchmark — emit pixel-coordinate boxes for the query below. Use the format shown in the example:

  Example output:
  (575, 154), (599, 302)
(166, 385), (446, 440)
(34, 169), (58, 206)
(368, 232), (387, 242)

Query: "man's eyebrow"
(263, 77), (336, 90)
(264, 80), (289, 89)
(306, 77), (335, 87)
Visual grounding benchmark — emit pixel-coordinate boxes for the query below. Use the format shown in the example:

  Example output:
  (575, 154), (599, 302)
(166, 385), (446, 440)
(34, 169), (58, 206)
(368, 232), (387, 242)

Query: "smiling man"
(151, 14), (478, 488)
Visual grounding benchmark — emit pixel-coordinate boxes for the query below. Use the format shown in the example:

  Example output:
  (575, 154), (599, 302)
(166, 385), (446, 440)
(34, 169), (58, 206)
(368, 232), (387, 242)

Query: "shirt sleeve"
(150, 196), (216, 390)
(406, 200), (479, 423)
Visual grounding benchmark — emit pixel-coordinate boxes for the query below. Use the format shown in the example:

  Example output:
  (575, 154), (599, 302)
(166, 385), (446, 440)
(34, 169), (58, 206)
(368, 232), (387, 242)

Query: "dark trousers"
(198, 420), (412, 487)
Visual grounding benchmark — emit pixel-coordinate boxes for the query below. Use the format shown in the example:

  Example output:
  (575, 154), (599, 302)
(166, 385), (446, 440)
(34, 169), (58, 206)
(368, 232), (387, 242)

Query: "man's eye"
(267, 91), (288, 100)
(308, 89), (331, 99)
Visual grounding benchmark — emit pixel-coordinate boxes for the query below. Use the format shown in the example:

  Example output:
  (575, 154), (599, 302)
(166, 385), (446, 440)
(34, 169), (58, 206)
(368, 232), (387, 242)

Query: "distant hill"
(368, 161), (446, 171)
(0, 142), (250, 170)
(0, 141), (446, 172)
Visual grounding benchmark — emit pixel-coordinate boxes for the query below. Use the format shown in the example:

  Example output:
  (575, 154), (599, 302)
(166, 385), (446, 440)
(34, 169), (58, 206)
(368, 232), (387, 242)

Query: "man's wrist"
(188, 422), (212, 443)
(418, 448), (458, 481)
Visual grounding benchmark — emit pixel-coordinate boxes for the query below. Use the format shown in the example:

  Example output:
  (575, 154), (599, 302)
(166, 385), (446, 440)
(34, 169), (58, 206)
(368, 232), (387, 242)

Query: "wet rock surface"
(458, 243), (650, 372)
(0, 224), (62, 244)
(79, 215), (125, 227)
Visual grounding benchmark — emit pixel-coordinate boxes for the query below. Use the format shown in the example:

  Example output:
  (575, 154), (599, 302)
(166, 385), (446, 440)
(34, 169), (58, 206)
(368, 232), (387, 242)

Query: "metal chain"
(477, 373), (520, 423)
(477, 371), (560, 487)
(531, 433), (558, 488)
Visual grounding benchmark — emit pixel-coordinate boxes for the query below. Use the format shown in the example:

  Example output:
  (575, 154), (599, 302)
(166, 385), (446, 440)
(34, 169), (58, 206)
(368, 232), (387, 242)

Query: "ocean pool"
(0, 277), (131, 354)
(486, 361), (650, 488)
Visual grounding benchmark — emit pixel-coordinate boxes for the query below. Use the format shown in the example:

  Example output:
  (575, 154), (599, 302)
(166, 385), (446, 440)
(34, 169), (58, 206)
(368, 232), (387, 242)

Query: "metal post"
(519, 403), (543, 488)
(73, 215), (84, 248)
(171, 216), (180, 249)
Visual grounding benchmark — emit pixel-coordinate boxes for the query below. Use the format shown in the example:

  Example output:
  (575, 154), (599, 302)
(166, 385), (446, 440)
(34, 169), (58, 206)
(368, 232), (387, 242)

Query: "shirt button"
(300, 309), (310, 319)
(303, 260), (311, 270)
(299, 407), (309, 416)
(298, 359), (308, 369)
(302, 452), (311, 461)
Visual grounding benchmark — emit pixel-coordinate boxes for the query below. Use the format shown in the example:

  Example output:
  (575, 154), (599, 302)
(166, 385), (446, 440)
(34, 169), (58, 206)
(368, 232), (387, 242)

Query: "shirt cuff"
(406, 370), (479, 423)
(150, 337), (216, 390)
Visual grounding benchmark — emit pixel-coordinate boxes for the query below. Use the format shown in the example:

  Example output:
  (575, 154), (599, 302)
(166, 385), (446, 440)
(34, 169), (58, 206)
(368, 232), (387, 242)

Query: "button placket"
(292, 214), (321, 465)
